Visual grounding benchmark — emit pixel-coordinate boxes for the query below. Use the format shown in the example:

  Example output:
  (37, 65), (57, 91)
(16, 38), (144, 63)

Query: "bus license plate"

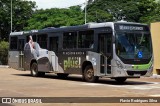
(134, 74), (140, 76)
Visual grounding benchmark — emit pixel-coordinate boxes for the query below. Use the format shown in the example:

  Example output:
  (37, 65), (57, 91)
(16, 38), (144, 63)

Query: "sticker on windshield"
(138, 51), (143, 58)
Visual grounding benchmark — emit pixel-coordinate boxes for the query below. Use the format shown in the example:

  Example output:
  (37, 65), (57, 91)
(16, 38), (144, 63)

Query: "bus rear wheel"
(83, 65), (99, 82)
(114, 77), (127, 83)
(31, 62), (45, 77)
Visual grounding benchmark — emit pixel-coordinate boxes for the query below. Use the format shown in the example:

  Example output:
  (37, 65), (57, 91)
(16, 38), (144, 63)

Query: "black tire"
(38, 72), (45, 77)
(31, 62), (45, 77)
(83, 65), (99, 82)
(115, 77), (127, 83)
(57, 73), (69, 78)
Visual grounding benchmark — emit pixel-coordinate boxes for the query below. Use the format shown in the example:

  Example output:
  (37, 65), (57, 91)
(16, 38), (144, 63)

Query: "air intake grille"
(127, 71), (147, 76)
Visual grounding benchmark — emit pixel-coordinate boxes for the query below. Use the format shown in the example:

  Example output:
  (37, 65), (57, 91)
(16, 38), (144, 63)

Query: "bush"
(0, 41), (9, 65)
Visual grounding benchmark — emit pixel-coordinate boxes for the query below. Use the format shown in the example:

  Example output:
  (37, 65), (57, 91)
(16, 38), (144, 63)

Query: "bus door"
(49, 36), (59, 72)
(98, 33), (112, 75)
(18, 39), (25, 70)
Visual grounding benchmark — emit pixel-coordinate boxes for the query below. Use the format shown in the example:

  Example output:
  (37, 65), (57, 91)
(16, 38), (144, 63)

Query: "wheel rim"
(32, 64), (37, 75)
(86, 68), (94, 79)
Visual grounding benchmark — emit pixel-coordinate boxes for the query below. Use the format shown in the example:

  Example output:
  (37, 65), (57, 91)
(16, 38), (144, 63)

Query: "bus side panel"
(86, 51), (105, 76)
(8, 51), (19, 69)
(37, 57), (51, 72)
(48, 51), (72, 73)
(48, 51), (59, 72)
(58, 51), (86, 74)
(24, 43), (34, 71)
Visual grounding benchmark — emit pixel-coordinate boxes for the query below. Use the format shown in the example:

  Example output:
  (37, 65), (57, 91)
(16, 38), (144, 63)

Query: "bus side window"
(49, 37), (58, 52)
(10, 36), (18, 50)
(78, 30), (94, 48)
(63, 32), (77, 49)
(18, 39), (25, 51)
(26, 35), (30, 42)
(37, 34), (48, 49)
(32, 35), (37, 42)
(26, 35), (37, 44)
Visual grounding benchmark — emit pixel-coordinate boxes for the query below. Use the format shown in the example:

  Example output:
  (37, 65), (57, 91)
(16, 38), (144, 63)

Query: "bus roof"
(10, 21), (148, 36)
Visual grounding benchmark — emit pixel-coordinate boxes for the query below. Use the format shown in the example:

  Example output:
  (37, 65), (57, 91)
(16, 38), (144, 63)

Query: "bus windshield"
(116, 32), (152, 60)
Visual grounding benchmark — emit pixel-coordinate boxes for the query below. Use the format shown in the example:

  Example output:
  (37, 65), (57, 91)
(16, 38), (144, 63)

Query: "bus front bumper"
(111, 66), (153, 78)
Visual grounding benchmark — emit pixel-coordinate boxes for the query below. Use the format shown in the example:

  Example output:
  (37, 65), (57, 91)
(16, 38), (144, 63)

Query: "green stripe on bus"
(134, 61), (152, 70)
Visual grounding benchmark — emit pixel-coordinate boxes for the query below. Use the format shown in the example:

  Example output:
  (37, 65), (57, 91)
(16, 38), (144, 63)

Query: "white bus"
(8, 21), (153, 83)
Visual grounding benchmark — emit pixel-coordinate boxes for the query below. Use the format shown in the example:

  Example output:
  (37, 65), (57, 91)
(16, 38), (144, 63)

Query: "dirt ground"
(0, 67), (159, 106)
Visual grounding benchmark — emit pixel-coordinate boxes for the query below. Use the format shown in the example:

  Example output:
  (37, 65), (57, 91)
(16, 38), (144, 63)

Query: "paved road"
(0, 68), (159, 106)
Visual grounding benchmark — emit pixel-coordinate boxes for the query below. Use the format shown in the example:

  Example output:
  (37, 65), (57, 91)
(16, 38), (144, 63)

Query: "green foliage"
(25, 6), (85, 30)
(0, 41), (9, 65)
(1, 0), (160, 39)
(87, 0), (160, 23)
(139, 0), (160, 24)
(0, 0), (36, 40)
(23, 0), (160, 30)
(87, 0), (140, 22)
(87, 9), (113, 22)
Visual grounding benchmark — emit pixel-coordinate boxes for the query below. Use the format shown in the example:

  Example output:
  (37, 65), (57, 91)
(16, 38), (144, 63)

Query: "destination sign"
(115, 23), (149, 31)
(119, 25), (143, 31)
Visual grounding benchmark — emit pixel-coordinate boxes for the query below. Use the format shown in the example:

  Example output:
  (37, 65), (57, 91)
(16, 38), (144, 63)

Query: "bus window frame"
(94, 27), (113, 52)
(47, 32), (63, 52)
(115, 30), (152, 64)
(37, 33), (48, 49)
(62, 30), (95, 51)
(63, 31), (78, 49)
(9, 36), (18, 51)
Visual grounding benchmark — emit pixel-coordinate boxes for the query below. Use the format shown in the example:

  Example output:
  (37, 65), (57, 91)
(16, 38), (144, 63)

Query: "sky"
(26, 0), (87, 9)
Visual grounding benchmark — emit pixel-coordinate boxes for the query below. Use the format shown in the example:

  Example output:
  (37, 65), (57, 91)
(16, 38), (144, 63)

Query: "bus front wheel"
(114, 77), (127, 83)
(83, 65), (99, 82)
(31, 62), (45, 77)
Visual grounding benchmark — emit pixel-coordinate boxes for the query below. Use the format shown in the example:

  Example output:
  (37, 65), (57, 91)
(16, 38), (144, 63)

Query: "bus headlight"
(116, 60), (123, 69)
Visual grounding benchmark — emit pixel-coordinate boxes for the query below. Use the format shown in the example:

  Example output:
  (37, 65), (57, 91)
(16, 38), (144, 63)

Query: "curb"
(0, 65), (9, 68)
(150, 74), (160, 79)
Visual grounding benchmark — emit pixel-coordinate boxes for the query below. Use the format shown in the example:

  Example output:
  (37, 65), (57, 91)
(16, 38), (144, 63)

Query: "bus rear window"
(10, 37), (18, 50)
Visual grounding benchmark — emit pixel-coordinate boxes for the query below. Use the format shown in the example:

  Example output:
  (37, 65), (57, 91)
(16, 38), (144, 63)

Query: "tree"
(138, 0), (160, 23)
(87, 9), (113, 22)
(0, 0), (36, 40)
(87, 0), (137, 22)
(25, 0), (160, 31)
(0, 40), (9, 65)
(87, 0), (160, 23)
(25, 6), (85, 30)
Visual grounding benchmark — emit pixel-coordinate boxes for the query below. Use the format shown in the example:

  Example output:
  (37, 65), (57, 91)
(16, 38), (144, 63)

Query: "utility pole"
(11, 0), (13, 32)
(85, 0), (87, 24)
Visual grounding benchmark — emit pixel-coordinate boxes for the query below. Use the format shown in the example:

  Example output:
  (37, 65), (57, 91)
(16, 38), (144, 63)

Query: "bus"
(8, 21), (153, 83)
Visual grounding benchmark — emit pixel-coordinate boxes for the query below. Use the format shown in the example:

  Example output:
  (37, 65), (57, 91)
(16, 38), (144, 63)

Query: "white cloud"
(26, 0), (86, 9)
